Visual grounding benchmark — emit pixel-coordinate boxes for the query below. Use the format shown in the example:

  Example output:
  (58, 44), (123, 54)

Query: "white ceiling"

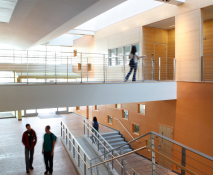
(146, 17), (175, 30)
(0, 0), (18, 23)
(75, 0), (164, 31)
(0, 0), (127, 49)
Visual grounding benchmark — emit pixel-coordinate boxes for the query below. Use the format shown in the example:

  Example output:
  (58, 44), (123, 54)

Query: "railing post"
(78, 146), (80, 167)
(73, 139), (75, 158)
(27, 51), (28, 84)
(107, 154), (111, 175)
(98, 134), (99, 151)
(123, 55), (125, 81)
(21, 55), (22, 83)
(67, 56), (68, 83)
(87, 57), (88, 82)
(90, 161), (92, 175)
(123, 158), (127, 175)
(66, 129), (67, 144)
(181, 148), (186, 175)
(173, 58), (176, 81)
(45, 54), (47, 83)
(103, 54), (105, 83)
(84, 154), (86, 175)
(87, 123), (89, 137)
(142, 57), (144, 82)
(95, 158), (99, 175)
(201, 56), (204, 81)
(104, 141), (106, 160)
(152, 59), (155, 80)
(81, 53), (82, 83)
(159, 57), (161, 81)
(55, 52), (57, 84)
(69, 133), (71, 151)
(84, 120), (85, 135)
(60, 122), (62, 137)
(151, 133), (156, 175)
(112, 150), (114, 170)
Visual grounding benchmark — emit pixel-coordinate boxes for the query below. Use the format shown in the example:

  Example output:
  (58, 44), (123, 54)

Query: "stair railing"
(83, 119), (138, 175)
(92, 131), (213, 175)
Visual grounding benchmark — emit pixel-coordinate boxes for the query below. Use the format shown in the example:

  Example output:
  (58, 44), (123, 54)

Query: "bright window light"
(0, 0), (18, 23)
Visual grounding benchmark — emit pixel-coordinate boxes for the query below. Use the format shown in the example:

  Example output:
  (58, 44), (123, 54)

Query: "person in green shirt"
(42, 125), (56, 175)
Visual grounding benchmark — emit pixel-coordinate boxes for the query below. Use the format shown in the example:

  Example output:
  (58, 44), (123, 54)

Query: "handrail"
(89, 145), (197, 175)
(102, 131), (213, 162)
(147, 147), (197, 175)
(89, 146), (147, 169)
(114, 118), (135, 140)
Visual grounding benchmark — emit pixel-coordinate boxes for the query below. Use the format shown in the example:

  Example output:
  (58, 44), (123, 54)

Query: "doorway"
(158, 124), (173, 170)
(87, 106), (93, 120)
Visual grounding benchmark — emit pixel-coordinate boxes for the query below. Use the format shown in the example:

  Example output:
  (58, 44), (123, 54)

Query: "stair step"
(101, 135), (122, 141)
(107, 138), (124, 143)
(101, 131), (120, 137)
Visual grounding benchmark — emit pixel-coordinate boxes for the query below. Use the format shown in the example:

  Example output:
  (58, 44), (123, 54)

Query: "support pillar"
(16, 110), (22, 121)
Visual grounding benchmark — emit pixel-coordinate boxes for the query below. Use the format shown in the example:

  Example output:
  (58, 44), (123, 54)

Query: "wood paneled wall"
(94, 0), (213, 82)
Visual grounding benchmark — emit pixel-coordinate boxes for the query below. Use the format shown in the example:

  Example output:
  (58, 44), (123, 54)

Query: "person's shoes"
(30, 166), (34, 170)
(26, 170), (30, 174)
(124, 79), (127, 82)
(44, 171), (48, 175)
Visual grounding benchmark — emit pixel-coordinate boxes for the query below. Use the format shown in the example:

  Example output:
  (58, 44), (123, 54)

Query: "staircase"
(100, 131), (132, 154)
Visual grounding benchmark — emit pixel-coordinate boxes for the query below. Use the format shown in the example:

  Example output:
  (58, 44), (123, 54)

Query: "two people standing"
(125, 45), (146, 82)
(22, 124), (56, 175)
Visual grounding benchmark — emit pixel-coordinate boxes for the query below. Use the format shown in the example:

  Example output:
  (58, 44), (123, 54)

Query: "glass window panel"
(58, 107), (67, 111)
(124, 46), (131, 65)
(139, 104), (145, 115)
(123, 110), (128, 119)
(108, 115), (112, 124)
(0, 111), (15, 118)
(116, 104), (121, 109)
(26, 109), (36, 114)
(135, 44), (139, 54)
(134, 124), (139, 134)
(116, 47), (123, 65)
(109, 49), (116, 66)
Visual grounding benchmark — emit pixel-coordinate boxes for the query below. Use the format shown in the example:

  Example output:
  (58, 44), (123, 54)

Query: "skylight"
(0, 0), (18, 23)
(75, 0), (164, 31)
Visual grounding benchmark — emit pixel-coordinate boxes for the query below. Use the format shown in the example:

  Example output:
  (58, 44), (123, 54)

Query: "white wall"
(0, 82), (177, 111)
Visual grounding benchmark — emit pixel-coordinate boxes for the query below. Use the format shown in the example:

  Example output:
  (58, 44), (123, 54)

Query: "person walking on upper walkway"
(125, 45), (146, 82)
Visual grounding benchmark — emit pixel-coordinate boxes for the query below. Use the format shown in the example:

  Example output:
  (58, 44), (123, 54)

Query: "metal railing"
(83, 119), (138, 175)
(91, 131), (213, 175)
(0, 50), (175, 84)
(61, 120), (213, 174)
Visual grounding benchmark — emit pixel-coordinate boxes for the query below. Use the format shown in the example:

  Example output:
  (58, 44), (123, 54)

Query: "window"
(74, 49), (77, 57)
(124, 46), (131, 65)
(88, 63), (92, 71)
(133, 124), (139, 134)
(58, 107), (67, 112)
(116, 47), (123, 65)
(76, 106), (80, 111)
(108, 115), (112, 124)
(109, 49), (116, 66)
(26, 109), (36, 114)
(123, 110), (128, 119)
(95, 105), (99, 111)
(139, 104), (145, 115)
(78, 63), (81, 71)
(115, 104), (121, 109)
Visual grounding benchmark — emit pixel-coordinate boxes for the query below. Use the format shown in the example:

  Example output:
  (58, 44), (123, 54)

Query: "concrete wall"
(0, 82), (177, 111)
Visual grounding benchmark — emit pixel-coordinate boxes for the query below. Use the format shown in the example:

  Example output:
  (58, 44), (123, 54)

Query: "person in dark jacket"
(22, 124), (37, 174)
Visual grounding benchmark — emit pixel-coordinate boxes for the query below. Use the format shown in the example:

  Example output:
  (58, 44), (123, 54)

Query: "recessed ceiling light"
(0, 0), (18, 23)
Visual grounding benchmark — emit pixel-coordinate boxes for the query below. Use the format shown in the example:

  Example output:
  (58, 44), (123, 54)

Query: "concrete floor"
(0, 113), (114, 175)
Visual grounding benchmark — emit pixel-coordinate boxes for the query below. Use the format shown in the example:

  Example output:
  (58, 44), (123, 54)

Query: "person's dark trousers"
(44, 152), (53, 173)
(25, 148), (34, 171)
(125, 63), (138, 81)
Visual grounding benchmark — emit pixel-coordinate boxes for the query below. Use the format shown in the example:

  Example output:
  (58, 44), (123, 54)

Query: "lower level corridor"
(0, 113), (114, 175)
